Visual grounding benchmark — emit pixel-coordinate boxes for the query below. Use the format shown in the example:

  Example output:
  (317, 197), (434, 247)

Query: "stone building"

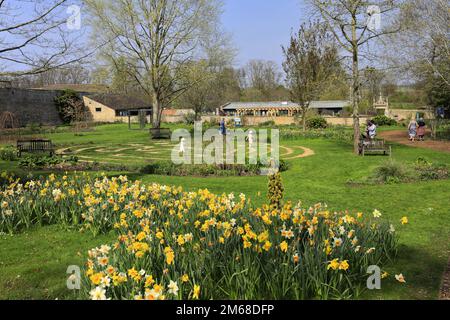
(83, 94), (151, 123)
(0, 86), (151, 126)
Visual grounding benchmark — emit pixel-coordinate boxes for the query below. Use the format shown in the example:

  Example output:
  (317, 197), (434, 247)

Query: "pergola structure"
(235, 106), (301, 117)
(221, 101), (350, 117)
(222, 102), (302, 117)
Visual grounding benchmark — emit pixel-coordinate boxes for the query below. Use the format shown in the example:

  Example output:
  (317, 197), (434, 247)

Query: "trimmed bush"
(306, 117), (328, 129)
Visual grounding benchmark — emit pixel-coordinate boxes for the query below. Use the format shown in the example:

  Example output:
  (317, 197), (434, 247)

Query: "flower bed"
(0, 173), (399, 299)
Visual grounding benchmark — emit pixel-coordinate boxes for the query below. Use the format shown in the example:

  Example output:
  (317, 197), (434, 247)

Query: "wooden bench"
(149, 128), (172, 139)
(17, 139), (54, 157)
(359, 139), (391, 156)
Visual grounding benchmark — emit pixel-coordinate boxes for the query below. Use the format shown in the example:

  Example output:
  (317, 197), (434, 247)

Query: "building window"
(95, 107), (102, 112)
(116, 110), (128, 117)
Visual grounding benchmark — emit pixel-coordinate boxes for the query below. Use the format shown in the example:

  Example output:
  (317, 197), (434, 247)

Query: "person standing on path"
(408, 118), (418, 142)
(220, 118), (227, 136)
(417, 118), (426, 141)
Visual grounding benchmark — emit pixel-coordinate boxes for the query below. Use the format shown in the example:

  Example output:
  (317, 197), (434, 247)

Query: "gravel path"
(379, 130), (450, 153)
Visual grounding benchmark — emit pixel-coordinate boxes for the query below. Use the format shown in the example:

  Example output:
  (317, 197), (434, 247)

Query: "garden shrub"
(372, 160), (412, 184)
(349, 158), (449, 185)
(26, 122), (44, 134)
(278, 159), (290, 172)
(371, 115), (397, 127)
(18, 155), (64, 169)
(17, 154), (83, 170)
(0, 174), (399, 299)
(258, 120), (276, 127)
(414, 157), (449, 181)
(54, 89), (83, 124)
(0, 145), (17, 161)
(306, 116), (328, 129)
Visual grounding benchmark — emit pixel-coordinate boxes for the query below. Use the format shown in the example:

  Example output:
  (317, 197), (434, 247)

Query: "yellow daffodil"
(339, 260), (349, 271)
(327, 259), (340, 271)
(193, 285), (200, 299)
(263, 241), (272, 251)
(181, 274), (189, 283)
(280, 241), (288, 253)
(164, 247), (175, 265)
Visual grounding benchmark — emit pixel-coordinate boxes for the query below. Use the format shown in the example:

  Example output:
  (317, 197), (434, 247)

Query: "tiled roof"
(33, 84), (109, 93)
(221, 101), (350, 110)
(86, 94), (151, 111)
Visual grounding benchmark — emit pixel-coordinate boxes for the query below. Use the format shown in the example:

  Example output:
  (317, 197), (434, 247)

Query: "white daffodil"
(168, 280), (179, 296)
(395, 274), (406, 283)
(90, 286), (107, 300)
(373, 209), (382, 218)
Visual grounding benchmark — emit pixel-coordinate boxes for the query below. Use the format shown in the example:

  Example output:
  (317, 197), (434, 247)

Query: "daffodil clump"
(0, 172), (123, 235)
(80, 181), (398, 300)
(0, 173), (399, 299)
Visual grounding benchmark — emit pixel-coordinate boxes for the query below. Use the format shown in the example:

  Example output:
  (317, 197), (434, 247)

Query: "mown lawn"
(0, 123), (449, 300)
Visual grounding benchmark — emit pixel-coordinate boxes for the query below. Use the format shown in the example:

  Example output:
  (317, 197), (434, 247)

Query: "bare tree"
(282, 21), (341, 131)
(176, 60), (213, 120)
(85, 0), (225, 128)
(390, 0), (449, 87)
(383, 0), (450, 136)
(310, 0), (402, 154)
(0, 0), (91, 81)
(242, 60), (282, 100)
(363, 66), (385, 107)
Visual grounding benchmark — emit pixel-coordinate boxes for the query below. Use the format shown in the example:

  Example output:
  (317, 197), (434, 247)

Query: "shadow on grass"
(365, 244), (449, 300)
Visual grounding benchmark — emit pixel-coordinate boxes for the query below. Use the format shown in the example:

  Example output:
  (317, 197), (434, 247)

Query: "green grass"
(0, 225), (114, 300)
(1, 123), (449, 300)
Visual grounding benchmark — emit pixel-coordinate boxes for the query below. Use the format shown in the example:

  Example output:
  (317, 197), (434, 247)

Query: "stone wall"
(197, 115), (371, 127)
(161, 115), (186, 123)
(389, 109), (433, 121)
(0, 88), (63, 126)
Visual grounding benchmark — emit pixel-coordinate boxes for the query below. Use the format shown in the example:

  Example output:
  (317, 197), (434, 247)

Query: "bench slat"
(16, 139), (54, 157)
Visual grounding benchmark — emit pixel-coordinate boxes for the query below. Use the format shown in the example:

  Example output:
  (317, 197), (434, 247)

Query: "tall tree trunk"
(195, 106), (201, 121)
(302, 108), (307, 132)
(351, 16), (361, 154)
(152, 95), (162, 129)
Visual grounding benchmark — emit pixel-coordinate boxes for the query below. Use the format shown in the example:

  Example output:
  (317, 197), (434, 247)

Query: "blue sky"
(4, 0), (306, 71)
(222, 0), (306, 67)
